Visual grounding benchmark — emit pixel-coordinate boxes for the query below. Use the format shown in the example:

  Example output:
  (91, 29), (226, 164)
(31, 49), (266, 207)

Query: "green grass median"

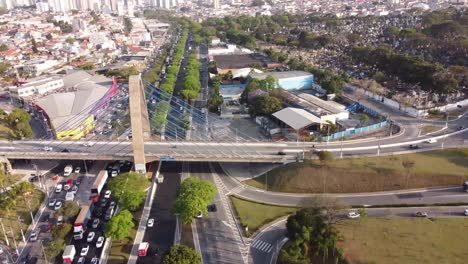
(245, 148), (468, 193)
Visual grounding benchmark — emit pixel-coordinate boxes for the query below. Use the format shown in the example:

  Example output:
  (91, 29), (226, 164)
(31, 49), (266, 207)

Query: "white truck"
(62, 245), (76, 264)
(63, 165), (73, 177)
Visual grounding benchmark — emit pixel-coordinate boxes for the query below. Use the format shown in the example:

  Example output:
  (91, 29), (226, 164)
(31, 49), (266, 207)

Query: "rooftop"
(272, 107), (324, 130)
(249, 71), (312, 80)
(213, 53), (273, 70)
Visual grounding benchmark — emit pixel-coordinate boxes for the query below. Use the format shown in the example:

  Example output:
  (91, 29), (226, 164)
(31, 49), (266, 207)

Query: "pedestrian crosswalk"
(251, 239), (273, 253)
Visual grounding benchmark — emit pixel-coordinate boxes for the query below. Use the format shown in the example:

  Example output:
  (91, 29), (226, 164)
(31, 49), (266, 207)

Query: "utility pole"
(377, 137), (381, 156)
(445, 112), (449, 128)
(17, 216), (26, 243)
(9, 223), (18, 255)
(0, 218), (9, 246)
(340, 135), (344, 159)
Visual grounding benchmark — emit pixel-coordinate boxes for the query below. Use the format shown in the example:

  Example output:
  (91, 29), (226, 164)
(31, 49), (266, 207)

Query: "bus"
(138, 242), (149, 257)
(73, 204), (93, 240)
(91, 170), (108, 202)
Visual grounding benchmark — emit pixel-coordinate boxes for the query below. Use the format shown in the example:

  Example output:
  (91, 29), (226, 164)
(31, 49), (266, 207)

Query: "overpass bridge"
(3, 75), (467, 173)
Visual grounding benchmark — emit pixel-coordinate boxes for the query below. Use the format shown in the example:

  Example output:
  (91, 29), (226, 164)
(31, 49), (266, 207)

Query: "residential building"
(248, 71), (314, 91)
(9, 76), (64, 104)
(21, 60), (60, 77)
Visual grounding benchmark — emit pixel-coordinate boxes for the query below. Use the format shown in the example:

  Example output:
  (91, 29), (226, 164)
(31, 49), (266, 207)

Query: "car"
(111, 170), (118, 177)
(99, 198), (107, 207)
(54, 201), (62, 210)
(29, 176), (39, 182)
(29, 231), (38, 242)
(42, 146), (53, 151)
(71, 185), (78, 194)
(57, 216), (63, 225)
(104, 190), (111, 199)
(75, 167), (81, 173)
(92, 218), (100, 228)
(44, 224), (52, 233)
(347, 211), (361, 219)
(77, 257), (85, 264)
(458, 126), (465, 131)
(96, 236), (105, 248)
(87, 231), (95, 242)
(425, 138), (437, 144)
(90, 257), (98, 264)
(207, 204), (217, 212)
(196, 210), (203, 219)
(43, 213), (50, 222)
(82, 142), (94, 147)
(80, 245), (89, 256)
(109, 201), (116, 208)
(277, 151), (286, 155)
(408, 144), (419, 149)
(0, 247), (2, 255)
(414, 211), (428, 217)
(147, 218), (154, 227)
(48, 199), (56, 207)
(55, 184), (63, 193)
(76, 176), (83, 185)
(464, 209), (468, 216)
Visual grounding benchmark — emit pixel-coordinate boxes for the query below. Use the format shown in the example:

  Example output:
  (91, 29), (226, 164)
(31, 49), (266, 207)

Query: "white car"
(77, 257), (85, 264)
(96, 236), (105, 248)
(111, 170), (118, 177)
(43, 146), (53, 151)
(48, 199), (56, 207)
(87, 231), (95, 242)
(71, 185), (78, 194)
(55, 184), (63, 193)
(196, 210), (203, 219)
(80, 245), (89, 256)
(347, 211), (361, 219)
(425, 138), (437, 144)
(464, 209), (468, 216)
(57, 216), (63, 225)
(92, 218), (100, 229)
(82, 142), (94, 147)
(104, 190), (112, 199)
(54, 201), (63, 210)
(91, 257), (98, 264)
(75, 167), (81, 173)
(29, 231), (38, 242)
(147, 218), (154, 227)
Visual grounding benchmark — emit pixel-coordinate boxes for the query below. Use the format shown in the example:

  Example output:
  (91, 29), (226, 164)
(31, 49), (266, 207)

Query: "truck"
(65, 192), (75, 201)
(138, 242), (149, 257)
(91, 170), (108, 202)
(63, 165), (73, 177)
(62, 245), (76, 264)
(73, 204), (93, 240)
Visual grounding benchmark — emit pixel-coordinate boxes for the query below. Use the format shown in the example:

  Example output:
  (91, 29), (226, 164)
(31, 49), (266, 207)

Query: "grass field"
(337, 218), (468, 264)
(0, 190), (45, 244)
(230, 196), (297, 235)
(420, 125), (444, 135)
(245, 148), (468, 193)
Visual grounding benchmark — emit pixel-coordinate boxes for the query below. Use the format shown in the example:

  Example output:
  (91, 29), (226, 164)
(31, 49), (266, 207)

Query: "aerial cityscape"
(0, 0), (466, 264)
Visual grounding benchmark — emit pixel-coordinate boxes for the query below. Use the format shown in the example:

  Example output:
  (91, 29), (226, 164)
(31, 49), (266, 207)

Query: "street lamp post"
(17, 216), (26, 243)
(40, 239), (49, 264)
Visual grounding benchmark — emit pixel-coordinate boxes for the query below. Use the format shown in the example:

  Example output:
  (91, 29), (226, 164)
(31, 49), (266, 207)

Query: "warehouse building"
(35, 71), (115, 140)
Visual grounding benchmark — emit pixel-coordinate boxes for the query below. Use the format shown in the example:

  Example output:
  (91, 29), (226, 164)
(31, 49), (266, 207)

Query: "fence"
(323, 121), (388, 141)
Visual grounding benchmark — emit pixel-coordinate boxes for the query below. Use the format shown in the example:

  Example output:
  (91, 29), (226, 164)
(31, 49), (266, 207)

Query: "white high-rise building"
(213, 0), (219, 9)
(127, 1), (134, 17)
(36, 1), (49, 12)
(117, 0), (124, 16)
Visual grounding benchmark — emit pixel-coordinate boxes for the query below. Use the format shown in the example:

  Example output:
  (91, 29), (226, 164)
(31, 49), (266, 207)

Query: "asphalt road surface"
(137, 162), (180, 264)
(189, 162), (246, 264)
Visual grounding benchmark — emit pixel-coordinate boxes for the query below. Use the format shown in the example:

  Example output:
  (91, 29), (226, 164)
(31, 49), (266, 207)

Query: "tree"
(107, 172), (150, 211)
(45, 33), (53, 40)
(51, 223), (72, 239)
(7, 109), (31, 127)
(79, 63), (95, 70)
(162, 245), (202, 264)
(124, 17), (133, 34)
(55, 201), (79, 220)
(104, 210), (134, 241)
(402, 159), (415, 189)
(31, 38), (38, 53)
(316, 151), (334, 167)
(65, 37), (75, 44)
(0, 44), (8, 51)
(250, 95), (282, 116)
(358, 208), (368, 218)
(361, 114), (369, 124)
(44, 239), (65, 259)
(0, 62), (9, 74)
(173, 177), (216, 224)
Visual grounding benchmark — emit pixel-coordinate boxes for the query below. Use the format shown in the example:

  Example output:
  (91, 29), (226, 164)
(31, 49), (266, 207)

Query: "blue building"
(248, 71), (314, 91)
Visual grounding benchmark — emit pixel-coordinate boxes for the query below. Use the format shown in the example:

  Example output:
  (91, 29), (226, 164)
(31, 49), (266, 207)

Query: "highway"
(189, 162), (247, 264)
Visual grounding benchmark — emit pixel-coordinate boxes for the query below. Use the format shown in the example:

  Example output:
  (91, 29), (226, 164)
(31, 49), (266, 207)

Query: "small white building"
(9, 76), (64, 104)
(22, 60), (60, 77)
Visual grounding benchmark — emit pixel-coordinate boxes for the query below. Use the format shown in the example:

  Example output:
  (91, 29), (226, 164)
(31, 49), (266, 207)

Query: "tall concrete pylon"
(129, 75), (151, 174)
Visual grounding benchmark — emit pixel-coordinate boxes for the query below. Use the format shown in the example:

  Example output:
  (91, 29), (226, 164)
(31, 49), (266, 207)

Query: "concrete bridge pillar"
(129, 75), (151, 174)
